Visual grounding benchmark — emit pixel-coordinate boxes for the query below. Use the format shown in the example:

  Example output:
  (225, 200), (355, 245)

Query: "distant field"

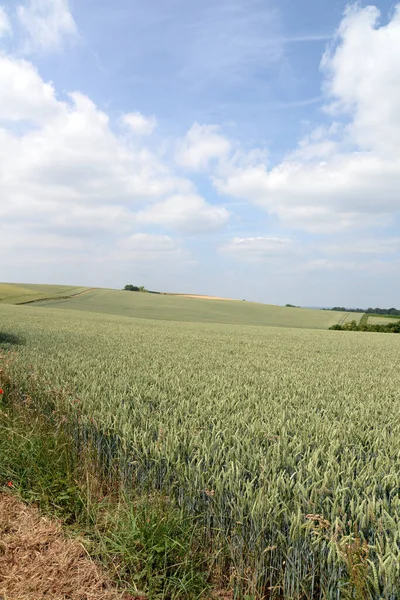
(0, 282), (89, 305)
(33, 287), (355, 329)
(172, 293), (237, 300)
(367, 315), (400, 325)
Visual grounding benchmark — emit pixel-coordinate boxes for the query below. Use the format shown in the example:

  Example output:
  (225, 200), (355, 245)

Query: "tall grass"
(2, 302), (400, 598)
(0, 370), (209, 599)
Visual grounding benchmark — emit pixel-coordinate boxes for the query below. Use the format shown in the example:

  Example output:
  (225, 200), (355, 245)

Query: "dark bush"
(124, 285), (140, 292)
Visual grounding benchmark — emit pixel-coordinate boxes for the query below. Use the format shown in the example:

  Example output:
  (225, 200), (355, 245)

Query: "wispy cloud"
(0, 5), (11, 37)
(181, 0), (283, 82)
(282, 33), (332, 43)
(271, 96), (323, 109)
(213, 4), (400, 235)
(16, 0), (77, 53)
(220, 236), (295, 262)
(121, 112), (157, 136)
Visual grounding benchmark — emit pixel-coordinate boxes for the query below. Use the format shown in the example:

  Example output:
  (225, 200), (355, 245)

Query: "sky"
(1, 0), (400, 306)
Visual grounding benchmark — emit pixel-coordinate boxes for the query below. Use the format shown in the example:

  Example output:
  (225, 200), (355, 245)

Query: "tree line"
(330, 320), (400, 334)
(124, 285), (146, 292)
(123, 285), (160, 294)
(330, 307), (400, 316)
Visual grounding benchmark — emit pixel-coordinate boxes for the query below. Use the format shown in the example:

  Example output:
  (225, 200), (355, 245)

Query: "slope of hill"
(31, 287), (357, 329)
(0, 283), (90, 305)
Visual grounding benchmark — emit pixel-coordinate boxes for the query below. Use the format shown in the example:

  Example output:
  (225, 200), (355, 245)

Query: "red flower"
(7, 481), (13, 488)
(0, 390), (3, 395)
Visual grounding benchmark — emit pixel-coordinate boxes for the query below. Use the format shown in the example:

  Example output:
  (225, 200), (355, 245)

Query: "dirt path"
(0, 493), (124, 600)
(337, 311), (351, 326)
(17, 288), (97, 306)
(69, 288), (98, 299)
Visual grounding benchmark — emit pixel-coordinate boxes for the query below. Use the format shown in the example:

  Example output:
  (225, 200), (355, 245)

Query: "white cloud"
(17, 0), (77, 52)
(116, 233), (182, 261)
(122, 112), (157, 136)
(0, 222), (92, 267)
(0, 55), (61, 123)
(1, 228), (85, 253)
(213, 4), (400, 233)
(303, 258), (360, 271)
(0, 6), (11, 37)
(322, 238), (400, 256)
(220, 236), (294, 262)
(0, 51), (232, 272)
(0, 87), (188, 217)
(175, 123), (231, 171)
(4, 1), (400, 296)
(0, 56), (191, 219)
(301, 257), (398, 273)
(220, 235), (400, 266)
(321, 4), (400, 155)
(215, 154), (397, 232)
(135, 194), (229, 233)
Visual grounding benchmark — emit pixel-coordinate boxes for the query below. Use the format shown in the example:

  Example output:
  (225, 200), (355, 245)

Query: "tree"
(124, 285), (140, 292)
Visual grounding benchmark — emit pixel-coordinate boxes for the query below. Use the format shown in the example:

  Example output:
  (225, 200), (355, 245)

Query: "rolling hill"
(19, 286), (359, 329)
(0, 282), (89, 305)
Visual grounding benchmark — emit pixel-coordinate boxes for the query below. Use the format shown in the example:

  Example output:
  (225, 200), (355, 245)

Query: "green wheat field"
(1, 283), (399, 598)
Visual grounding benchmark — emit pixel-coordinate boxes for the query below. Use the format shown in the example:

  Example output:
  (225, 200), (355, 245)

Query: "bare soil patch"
(174, 294), (238, 301)
(0, 493), (124, 600)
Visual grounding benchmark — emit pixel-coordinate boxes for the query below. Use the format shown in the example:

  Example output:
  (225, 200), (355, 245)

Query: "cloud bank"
(1, 1), (400, 303)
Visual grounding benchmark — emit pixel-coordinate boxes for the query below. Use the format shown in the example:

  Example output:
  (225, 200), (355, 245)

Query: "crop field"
(367, 315), (400, 326)
(0, 282), (89, 305)
(1, 300), (400, 598)
(33, 287), (358, 329)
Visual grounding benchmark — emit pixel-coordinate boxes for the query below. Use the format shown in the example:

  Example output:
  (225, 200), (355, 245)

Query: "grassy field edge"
(0, 357), (212, 600)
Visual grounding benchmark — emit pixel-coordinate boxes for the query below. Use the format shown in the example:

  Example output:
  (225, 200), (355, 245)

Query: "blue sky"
(1, 0), (400, 306)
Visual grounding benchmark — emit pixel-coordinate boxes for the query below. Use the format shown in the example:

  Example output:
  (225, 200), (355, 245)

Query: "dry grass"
(0, 493), (125, 600)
